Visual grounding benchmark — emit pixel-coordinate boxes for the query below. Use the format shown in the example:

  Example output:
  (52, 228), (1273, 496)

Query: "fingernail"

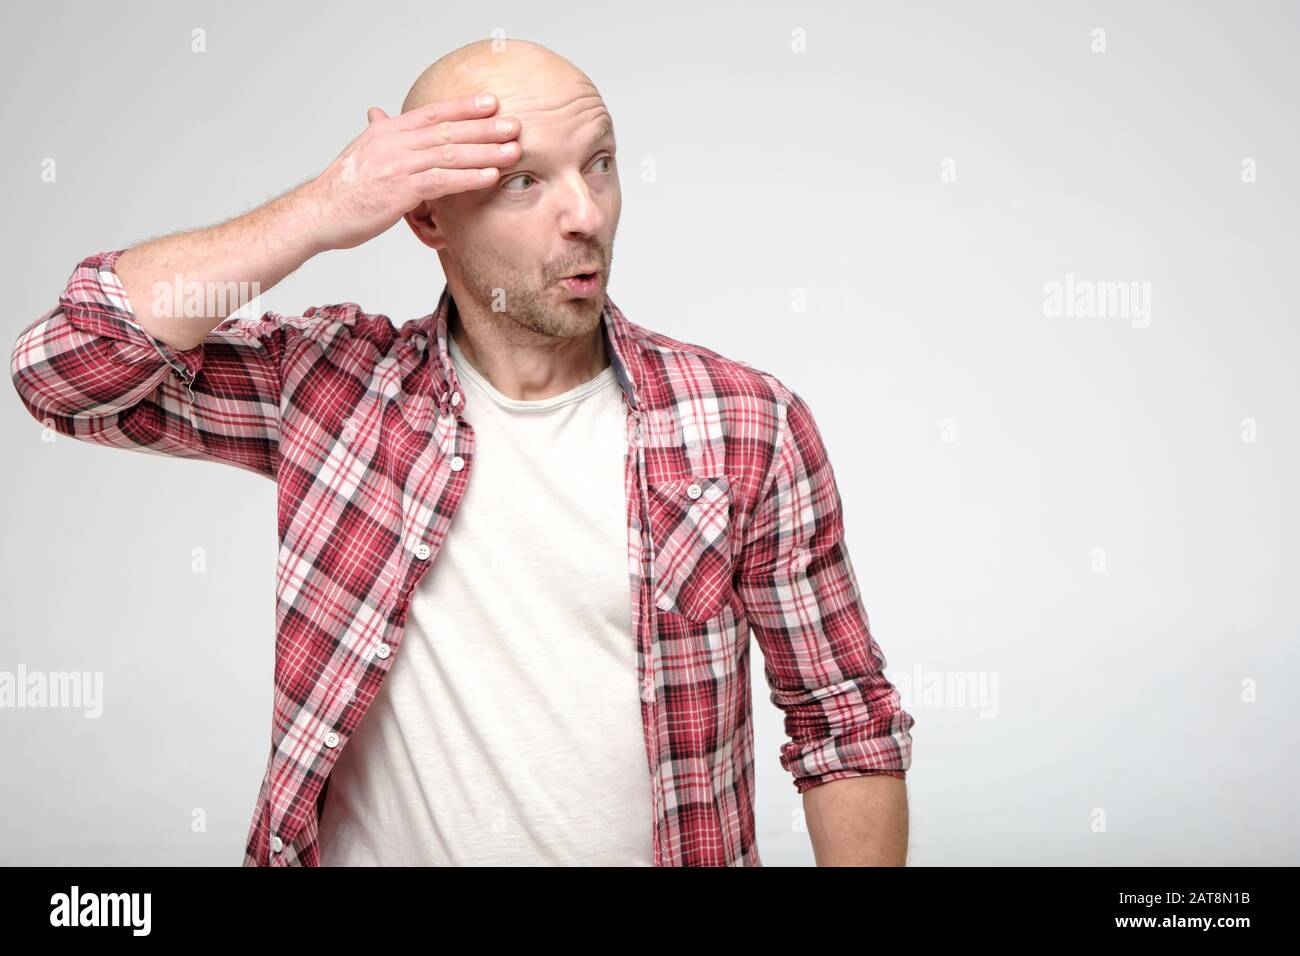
(476, 94), (495, 108)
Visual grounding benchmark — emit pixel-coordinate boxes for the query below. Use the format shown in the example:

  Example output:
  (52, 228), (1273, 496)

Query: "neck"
(447, 293), (609, 403)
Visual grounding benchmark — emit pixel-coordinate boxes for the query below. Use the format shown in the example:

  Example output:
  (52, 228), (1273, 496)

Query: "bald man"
(12, 37), (913, 867)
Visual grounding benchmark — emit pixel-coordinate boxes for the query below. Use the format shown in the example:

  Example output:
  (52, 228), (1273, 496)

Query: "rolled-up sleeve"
(734, 386), (914, 793)
(10, 248), (297, 480)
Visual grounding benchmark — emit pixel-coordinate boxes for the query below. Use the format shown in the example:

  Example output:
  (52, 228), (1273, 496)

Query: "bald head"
(402, 38), (593, 115)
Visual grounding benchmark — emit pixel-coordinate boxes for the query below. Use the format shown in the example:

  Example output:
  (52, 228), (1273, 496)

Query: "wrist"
(275, 180), (335, 260)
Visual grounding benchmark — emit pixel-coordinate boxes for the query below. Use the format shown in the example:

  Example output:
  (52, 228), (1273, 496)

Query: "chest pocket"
(646, 474), (734, 622)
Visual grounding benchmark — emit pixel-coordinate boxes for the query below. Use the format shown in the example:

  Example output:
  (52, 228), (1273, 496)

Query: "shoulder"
(236, 302), (398, 347)
(206, 304), (416, 395)
(213, 302), (405, 363)
(626, 318), (795, 415)
(624, 317), (821, 504)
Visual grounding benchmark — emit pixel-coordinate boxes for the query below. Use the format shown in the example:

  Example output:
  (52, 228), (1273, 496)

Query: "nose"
(556, 173), (605, 238)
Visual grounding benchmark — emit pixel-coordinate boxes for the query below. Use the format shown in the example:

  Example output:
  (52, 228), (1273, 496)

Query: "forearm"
(115, 183), (329, 350)
(802, 773), (909, 866)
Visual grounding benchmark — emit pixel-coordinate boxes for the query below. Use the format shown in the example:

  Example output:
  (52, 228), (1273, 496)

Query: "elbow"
(11, 316), (79, 426)
(10, 319), (59, 424)
(9, 309), (127, 429)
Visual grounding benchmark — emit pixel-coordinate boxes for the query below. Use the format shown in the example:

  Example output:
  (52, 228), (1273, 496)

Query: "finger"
(367, 107), (388, 124)
(408, 165), (501, 200)
(404, 114), (519, 150)
(394, 92), (498, 131)
(406, 139), (520, 173)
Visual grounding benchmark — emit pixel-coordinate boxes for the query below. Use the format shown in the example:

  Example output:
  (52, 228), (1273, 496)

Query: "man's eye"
(592, 156), (613, 173)
(502, 173), (535, 191)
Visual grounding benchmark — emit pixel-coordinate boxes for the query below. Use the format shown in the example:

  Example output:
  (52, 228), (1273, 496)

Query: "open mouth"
(560, 271), (602, 297)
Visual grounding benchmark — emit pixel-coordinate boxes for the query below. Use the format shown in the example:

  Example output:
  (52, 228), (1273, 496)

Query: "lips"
(559, 272), (602, 298)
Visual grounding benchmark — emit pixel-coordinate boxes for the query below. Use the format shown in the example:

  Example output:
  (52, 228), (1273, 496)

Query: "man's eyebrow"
(518, 118), (615, 163)
(589, 118), (614, 147)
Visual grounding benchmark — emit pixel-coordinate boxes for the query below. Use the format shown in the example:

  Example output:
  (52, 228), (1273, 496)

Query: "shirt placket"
(271, 381), (471, 865)
(628, 401), (666, 866)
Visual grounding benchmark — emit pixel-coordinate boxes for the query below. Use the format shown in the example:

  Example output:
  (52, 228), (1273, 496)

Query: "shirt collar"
(422, 283), (643, 412)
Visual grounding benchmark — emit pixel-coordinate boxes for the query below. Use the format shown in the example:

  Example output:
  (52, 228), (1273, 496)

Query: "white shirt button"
(271, 835), (284, 853)
(449, 455), (465, 471)
(641, 675), (655, 702)
(656, 594), (674, 611)
(450, 392), (461, 407)
(686, 482), (702, 500)
(324, 731), (340, 748)
(414, 542), (431, 560)
(375, 643), (391, 659)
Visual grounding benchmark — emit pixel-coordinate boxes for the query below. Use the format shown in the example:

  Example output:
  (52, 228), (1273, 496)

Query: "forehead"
(494, 79), (614, 150)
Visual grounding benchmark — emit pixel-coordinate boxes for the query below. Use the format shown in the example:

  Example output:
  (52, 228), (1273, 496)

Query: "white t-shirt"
(317, 333), (655, 865)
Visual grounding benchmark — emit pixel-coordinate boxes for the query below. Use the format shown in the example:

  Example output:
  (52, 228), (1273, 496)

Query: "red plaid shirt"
(10, 249), (914, 866)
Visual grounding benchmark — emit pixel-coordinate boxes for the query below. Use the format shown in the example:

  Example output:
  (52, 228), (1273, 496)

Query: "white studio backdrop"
(1, 0), (1296, 865)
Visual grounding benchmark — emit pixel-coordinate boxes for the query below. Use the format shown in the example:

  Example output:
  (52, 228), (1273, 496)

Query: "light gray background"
(2, 0), (1297, 865)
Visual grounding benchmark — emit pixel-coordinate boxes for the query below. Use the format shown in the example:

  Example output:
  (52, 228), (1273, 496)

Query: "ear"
(403, 200), (447, 251)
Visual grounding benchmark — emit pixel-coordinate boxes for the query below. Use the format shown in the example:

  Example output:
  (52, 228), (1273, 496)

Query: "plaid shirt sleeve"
(735, 385), (915, 793)
(10, 249), (296, 481)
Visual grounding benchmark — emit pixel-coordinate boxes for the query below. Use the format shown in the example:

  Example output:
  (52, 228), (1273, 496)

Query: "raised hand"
(303, 93), (520, 252)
